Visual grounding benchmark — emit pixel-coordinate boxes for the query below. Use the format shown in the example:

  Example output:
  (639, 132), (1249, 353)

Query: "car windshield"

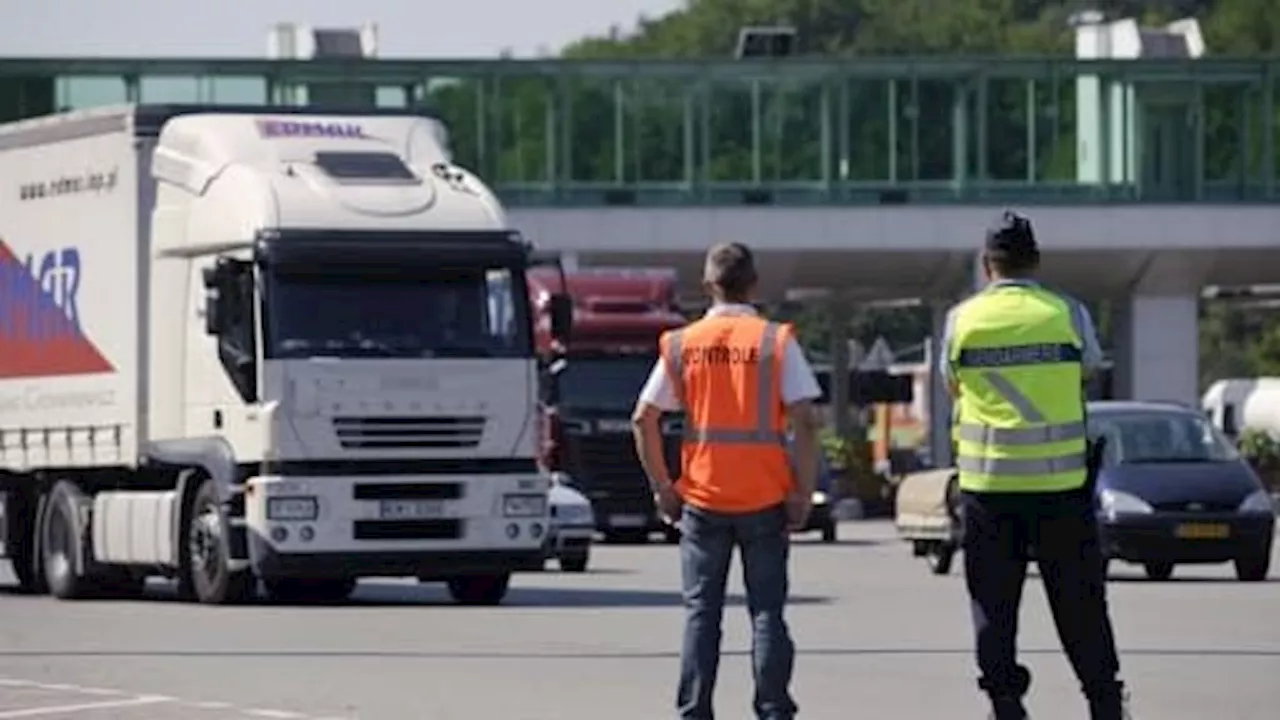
(264, 266), (530, 359)
(558, 356), (655, 413)
(1089, 411), (1240, 464)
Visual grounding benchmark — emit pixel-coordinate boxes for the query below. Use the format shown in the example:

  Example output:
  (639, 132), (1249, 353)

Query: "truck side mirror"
(549, 293), (573, 341)
(1222, 403), (1238, 437)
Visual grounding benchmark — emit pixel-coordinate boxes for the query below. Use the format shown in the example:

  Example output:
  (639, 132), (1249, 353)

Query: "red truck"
(528, 266), (687, 543)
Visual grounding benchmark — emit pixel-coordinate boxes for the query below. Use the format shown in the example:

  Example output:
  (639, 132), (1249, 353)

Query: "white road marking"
(0, 676), (341, 719)
(0, 695), (173, 718)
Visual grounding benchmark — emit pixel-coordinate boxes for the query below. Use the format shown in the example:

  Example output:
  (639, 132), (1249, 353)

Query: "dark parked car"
(1091, 401), (1276, 581)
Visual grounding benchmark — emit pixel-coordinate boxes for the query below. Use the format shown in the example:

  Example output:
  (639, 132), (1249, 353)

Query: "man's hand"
(653, 482), (684, 524)
(784, 489), (812, 531)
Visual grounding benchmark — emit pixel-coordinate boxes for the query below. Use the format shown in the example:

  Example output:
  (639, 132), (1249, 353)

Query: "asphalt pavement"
(0, 521), (1277, 719)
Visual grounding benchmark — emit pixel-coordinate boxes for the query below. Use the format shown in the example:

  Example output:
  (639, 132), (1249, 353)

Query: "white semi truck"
(0, 104), (573, 606)
(1203, 377), (1280, 440)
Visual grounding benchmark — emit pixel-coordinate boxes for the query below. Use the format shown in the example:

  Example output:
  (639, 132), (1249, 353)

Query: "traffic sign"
(859, 337), (895, 370)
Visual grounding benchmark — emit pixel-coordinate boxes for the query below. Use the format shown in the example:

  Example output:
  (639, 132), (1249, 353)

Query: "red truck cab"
(528, 267), (687, 542)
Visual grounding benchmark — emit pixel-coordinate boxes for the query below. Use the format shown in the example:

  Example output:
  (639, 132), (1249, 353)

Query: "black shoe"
(1087, 686), (1130, 720)
(987, 695), (1028, 720)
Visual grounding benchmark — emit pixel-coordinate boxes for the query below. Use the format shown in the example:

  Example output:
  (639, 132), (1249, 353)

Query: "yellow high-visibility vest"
(949, 284), (1088, 493)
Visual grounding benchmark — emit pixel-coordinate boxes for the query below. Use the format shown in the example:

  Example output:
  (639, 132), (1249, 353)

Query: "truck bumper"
(248, 531), (546, 579)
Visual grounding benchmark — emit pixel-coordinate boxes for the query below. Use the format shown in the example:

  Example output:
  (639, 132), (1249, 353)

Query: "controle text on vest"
(0, 105), (573, 606)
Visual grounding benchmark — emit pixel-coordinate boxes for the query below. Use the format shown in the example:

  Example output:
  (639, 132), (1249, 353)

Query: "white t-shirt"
(636, 303), (823, 412)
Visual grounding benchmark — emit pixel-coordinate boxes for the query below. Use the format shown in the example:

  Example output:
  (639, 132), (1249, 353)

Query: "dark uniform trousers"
(960, 486), (1123, 704)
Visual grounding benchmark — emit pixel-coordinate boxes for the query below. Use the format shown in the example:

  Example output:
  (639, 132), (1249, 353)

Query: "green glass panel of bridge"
(1, 57), (1277, 204)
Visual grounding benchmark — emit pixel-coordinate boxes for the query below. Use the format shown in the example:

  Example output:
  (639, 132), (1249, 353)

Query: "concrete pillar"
(1111, 293), (1199, 405)
(927, 302), (954, 468)
(829, 300), (851, 440)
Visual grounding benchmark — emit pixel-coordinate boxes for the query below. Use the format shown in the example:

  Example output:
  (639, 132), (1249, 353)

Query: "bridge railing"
(1, 56), (1277, 204)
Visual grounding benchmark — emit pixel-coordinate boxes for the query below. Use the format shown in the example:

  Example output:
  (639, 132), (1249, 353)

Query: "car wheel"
(1235, 545), (1272, 582)
(559, 549), (589, 573)
(1143, 561), (1174, 580)
(927, 543), (955, 576)
(821, 522), (837, 543)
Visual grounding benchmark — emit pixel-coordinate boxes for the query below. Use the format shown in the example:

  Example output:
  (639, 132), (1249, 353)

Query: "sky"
(1, 0), (684, 58)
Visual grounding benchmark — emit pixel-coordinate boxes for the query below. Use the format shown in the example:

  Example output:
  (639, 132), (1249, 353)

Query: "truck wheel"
(40, 481), (93, 600)
(7, 490), (47, 594)
(559, 549), (589, 573)
(447, 573), (511, 605)
(264, 578), (357, 603)
(183, 478), (253, 605)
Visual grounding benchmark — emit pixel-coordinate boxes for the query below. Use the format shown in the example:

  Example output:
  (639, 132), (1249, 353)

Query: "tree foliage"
(427, 0), (1280, 386)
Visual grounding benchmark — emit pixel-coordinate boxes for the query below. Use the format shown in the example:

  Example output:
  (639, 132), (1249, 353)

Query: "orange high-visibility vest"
(658, 315), (794, 513)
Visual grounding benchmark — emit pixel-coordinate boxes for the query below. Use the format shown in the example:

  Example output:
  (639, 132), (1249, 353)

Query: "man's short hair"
(983, 210), (1039, 274)
(703, 242), (758, 299)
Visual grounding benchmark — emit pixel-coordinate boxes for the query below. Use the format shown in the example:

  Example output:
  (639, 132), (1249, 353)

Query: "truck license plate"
(1175, 522), (1230, 540)
(379, 500), (444, 520)
(610, 514), (646, 528)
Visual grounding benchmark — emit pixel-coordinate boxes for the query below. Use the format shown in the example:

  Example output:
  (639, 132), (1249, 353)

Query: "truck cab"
(527, 267), (686, 542)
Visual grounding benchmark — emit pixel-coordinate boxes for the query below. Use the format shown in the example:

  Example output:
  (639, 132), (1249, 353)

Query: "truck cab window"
(209, 262), (259, 402)
(263, 266), (530, 360)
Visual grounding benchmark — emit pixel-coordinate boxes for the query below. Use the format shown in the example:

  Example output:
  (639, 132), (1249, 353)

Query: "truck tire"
(263, 578), (357, 603)
(182, 478), (254, 605)
(40, 480), (93, 600)
(446, 573), (510, 605)
(7, 490), (47, 594)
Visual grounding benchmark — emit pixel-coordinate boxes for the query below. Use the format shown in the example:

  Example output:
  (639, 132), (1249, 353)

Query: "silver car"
(546, 474), (595, 572)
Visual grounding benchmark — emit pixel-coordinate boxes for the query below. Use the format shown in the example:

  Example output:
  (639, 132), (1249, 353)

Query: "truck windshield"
(558, 356), (656, 413)
(264, 267), (530, 359)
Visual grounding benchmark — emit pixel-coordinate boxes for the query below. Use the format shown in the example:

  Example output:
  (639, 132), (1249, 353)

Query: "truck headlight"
(503, 493), (547, 518)
(559, 504), (594, 525)
(267, 496), (318, 521)
(1238, 489), (1276, 515)
(1098, 488), (1152, 520)
(811, 491), (829, 505)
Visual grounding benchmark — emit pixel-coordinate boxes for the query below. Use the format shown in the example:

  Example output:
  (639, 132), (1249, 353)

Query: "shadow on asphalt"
(0, 582), (832, 608)
(0, 646), (1276, 660)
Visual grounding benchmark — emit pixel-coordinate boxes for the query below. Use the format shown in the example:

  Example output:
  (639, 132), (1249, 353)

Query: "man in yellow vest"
(631, 242), (822, 720)
(941, 211), (1128, 720)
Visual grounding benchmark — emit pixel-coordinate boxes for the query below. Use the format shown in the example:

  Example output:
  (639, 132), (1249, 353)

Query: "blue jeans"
(677, 503), (797, 720)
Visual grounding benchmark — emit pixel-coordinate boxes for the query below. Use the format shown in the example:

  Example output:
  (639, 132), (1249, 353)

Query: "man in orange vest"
(631, 242), (823, 720)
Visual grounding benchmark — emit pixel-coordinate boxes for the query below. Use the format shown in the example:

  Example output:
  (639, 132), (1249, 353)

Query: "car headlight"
(811, 491), (829, 505)
(1098, 488), (1152, 519)
(1238, 489), (1276, 515)
(558, 504), (595, 525)
(267, 496), (318, 521)
(503, 493), (547, 518)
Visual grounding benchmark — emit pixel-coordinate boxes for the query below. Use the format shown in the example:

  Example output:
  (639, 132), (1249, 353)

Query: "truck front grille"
(564, 434), (681, 494)
(333, 416), (485, 450)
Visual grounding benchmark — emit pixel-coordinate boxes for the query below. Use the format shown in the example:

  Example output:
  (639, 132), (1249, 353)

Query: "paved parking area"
(0, 521), (1277, 719)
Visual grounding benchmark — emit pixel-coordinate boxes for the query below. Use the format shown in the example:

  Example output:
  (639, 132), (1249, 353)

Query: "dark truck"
(528, 266), (687, 543)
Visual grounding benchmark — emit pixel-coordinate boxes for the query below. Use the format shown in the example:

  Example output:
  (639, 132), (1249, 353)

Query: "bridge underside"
(577, 248), (1280, 302)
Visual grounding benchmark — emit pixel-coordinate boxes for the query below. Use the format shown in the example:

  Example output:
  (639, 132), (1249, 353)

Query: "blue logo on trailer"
(256, 119), (367, 139)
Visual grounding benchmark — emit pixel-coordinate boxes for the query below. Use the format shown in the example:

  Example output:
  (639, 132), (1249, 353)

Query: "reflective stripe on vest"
(665, 321), (785, 446)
